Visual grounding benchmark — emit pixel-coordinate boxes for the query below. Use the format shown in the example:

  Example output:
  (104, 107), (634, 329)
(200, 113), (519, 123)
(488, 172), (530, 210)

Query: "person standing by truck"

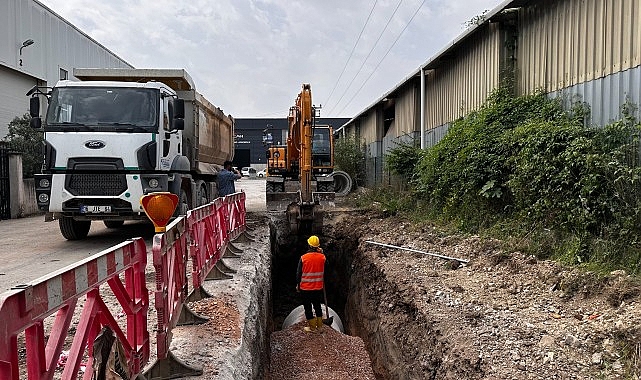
(217, 160), (241, 197)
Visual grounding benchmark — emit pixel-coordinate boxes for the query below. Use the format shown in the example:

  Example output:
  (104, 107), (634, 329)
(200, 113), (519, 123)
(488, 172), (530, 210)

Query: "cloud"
(40, 0), (501, 118)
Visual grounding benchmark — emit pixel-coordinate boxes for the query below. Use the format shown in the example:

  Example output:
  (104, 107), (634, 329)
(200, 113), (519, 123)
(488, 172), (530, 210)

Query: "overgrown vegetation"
(2, 114), (43, 178)
(334, 135), (366, 188)
(358, 88), (641, 274)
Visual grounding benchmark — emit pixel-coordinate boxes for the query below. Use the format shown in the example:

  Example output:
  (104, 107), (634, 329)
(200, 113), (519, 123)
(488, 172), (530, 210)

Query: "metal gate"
(0, 142), (10, 219)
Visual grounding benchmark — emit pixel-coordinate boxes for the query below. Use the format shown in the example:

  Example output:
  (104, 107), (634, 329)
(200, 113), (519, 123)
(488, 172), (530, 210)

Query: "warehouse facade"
(234, 118), (349, 170)
(0, 0), (132, 139)
(339, 0), (641, 186)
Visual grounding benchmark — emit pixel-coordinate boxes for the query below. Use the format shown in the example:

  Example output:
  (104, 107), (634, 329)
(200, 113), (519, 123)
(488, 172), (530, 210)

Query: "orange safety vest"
(299, 252), (326, 291)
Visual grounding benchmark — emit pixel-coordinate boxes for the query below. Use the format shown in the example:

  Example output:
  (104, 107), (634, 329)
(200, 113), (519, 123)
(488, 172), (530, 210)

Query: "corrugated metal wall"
(424, 23), (502, 131)
(394, 85), (418, 136)
(518, 0), (641, 95)
(360, 110), (379, 144)
(551, 65), (641, 126)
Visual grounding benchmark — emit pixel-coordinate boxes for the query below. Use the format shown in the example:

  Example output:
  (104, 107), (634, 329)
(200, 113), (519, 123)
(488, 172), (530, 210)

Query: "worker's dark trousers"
(300, 289), (323, 320)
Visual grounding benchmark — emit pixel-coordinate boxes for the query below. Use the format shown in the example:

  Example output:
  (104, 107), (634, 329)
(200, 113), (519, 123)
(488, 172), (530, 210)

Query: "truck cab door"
(159, 96), (182, 170)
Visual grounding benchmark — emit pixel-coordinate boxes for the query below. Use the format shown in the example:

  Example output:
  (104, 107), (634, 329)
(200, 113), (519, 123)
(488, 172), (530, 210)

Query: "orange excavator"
(265, 84), (335, 234)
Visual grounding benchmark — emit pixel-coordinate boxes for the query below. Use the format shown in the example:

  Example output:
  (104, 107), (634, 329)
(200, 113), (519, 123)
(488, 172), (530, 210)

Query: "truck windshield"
(45, 87), (158, 131)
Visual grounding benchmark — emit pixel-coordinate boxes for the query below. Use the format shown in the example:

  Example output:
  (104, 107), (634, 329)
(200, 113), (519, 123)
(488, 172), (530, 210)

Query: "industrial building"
(233, 118), (349, 170)
(0, 0), (132, 139)
(339, 0), (641, 186)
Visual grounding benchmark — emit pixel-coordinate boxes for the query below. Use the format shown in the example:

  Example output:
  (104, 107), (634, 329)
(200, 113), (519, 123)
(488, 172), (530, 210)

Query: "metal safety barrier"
(145, 193), (247, 379)
(144, 216), (203, 379)
(0, 238), (149, 380)
(187, 198), (230, 301)
(225, 192), (247, 241)
(0, 193), (248, 380)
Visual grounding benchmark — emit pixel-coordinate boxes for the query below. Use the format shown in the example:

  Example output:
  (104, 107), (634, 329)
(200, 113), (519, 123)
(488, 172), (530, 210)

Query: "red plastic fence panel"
(0, 238), (149, 380)
(225, 192), (246, 240)
(187, 198), (226, 291)
(152, 216), (189, 361)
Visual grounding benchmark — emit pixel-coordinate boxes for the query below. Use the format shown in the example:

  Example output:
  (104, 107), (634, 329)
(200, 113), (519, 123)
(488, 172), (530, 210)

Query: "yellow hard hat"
(307, 235), (320, 247)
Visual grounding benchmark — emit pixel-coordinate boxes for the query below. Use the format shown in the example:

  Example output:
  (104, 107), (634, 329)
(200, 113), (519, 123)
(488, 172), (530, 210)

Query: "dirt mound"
(269, 322), (375, 380)
(328, 210), (641, 379)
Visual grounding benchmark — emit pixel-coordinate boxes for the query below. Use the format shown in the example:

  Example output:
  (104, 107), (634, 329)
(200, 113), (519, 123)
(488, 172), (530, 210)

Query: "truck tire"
(59, 217), (91, 240)
(104, 220), (124, 229)
(196, 182), (209, 206)
(176, 188), (190, 216)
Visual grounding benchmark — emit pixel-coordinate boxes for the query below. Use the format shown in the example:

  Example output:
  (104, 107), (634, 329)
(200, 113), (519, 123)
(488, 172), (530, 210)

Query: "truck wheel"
(104, 220), (124, 229)
(59, 217), (91, 240)
(196, 183), (209, 206)
(176, 189), (190, 216)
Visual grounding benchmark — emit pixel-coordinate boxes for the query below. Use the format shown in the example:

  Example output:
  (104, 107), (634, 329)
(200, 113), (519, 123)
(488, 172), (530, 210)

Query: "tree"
(3, 113), (43, 178)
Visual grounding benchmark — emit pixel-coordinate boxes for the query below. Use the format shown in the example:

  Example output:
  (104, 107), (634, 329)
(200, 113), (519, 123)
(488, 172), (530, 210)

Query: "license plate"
(80, 205), (112, 213)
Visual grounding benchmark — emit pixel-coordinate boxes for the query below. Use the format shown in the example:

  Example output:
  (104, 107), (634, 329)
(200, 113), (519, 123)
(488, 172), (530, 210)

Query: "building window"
(59, 68), (68, 80)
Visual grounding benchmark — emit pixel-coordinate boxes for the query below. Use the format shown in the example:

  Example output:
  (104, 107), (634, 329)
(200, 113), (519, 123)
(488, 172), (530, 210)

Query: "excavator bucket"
(266, 189), (334, 235)
(266, 180), (335, 212)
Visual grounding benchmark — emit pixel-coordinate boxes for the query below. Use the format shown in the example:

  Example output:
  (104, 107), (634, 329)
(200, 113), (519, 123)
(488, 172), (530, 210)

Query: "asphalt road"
(0, 177), (266, 292)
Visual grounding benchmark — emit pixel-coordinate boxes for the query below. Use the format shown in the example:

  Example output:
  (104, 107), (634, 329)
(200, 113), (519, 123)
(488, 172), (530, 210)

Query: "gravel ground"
(269, 323), (376, 380)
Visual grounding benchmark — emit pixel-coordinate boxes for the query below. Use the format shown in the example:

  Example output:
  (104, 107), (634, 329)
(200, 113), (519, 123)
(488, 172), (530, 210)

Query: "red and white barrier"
(150, 217), (189, 362)
(0, 192), (248, 379)
(0, 238), (149, 380)
(187, 198), (227, 295)
(225, 192), (247, 241)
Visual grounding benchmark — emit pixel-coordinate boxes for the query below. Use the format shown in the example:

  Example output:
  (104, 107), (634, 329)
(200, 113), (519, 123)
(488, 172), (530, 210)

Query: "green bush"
(334, 135), (366, 187)
(384, 140), (423, 182)
(414, 88), (570, 228)
(355, 87), (641, 272)
(3, 114), (43, 178)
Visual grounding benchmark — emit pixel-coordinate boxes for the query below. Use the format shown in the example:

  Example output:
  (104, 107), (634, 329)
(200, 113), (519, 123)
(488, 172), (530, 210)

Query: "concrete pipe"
(330, 170), (352, 197)
(282, 304), (344, 333)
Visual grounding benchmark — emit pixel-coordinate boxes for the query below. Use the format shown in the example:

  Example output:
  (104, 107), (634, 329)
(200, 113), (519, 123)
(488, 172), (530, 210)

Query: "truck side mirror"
(173, 99), (185, 119)
(29, 96), (40, 117)
(172, 118), (184, 130)
(30, 117), (42, 129)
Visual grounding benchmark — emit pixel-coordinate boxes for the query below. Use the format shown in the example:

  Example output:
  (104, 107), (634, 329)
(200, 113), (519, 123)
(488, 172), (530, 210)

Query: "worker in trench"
(295, 235), (327, 332)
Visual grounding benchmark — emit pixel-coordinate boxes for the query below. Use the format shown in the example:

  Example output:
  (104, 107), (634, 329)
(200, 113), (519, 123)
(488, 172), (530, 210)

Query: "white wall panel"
(0, 0), (132, 136)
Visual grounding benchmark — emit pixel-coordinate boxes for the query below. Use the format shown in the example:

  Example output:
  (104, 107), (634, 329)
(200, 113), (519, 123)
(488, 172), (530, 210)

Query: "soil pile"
(330, 210), (641, 379)
(269, 322), (376, 380)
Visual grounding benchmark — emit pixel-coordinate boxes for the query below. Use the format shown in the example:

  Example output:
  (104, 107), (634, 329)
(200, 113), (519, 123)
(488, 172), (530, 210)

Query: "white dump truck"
(28, 68), (234, 240)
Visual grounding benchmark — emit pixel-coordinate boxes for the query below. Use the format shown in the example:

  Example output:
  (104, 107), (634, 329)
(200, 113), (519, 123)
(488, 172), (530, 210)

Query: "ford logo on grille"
(85, 140), (106, 149)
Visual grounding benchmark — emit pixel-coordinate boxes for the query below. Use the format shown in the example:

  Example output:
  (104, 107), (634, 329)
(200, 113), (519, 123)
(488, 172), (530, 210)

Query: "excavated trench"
(267, 211), (423, 380)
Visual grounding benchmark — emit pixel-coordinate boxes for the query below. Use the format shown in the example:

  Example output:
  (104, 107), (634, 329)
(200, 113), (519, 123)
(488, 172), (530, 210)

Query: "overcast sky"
(38, 0), (502, 119)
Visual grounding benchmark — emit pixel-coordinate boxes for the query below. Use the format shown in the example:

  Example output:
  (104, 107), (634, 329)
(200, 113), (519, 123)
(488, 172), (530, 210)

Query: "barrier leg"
(227, 242), (244, 254)
(216, 259), (237, 274)
(186, 286), (212, 303)
(143, 350), (203, 380)
(223, 247), (241, 259)
(205, 262), (233, 280)
(232, 231), (255, 244)
(177, 304), (208, 326)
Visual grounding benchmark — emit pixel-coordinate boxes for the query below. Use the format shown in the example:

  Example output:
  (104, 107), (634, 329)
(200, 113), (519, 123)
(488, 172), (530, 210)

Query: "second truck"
(28, 68), (234, 240)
